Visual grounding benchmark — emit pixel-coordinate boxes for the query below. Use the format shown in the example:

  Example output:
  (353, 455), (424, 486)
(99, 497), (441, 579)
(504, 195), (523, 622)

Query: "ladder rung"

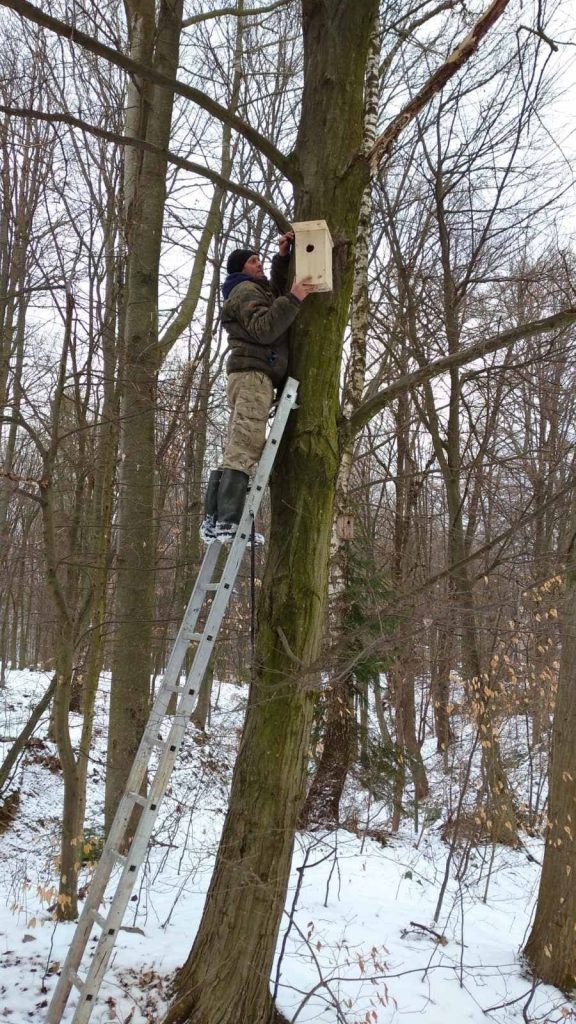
(90, 909), (108, 931)
(127, 791), (147, 807)
(69, 969), (86, 992)
(112, 850), (127, 865)
(183, 631), (204, 642)
(205, 583), (219, 591)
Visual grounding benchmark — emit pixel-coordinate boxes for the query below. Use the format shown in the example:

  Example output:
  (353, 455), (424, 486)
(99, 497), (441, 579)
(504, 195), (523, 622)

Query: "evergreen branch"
(0, 0), (295, 181)
(346, 306), (576, 437)
(369, 0), (511, 168)
(183, 0), (292, 28)
(0, 105), (291, 230)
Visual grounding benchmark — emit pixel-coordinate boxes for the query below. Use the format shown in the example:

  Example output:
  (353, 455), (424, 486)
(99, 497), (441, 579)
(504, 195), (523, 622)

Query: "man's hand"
(290, 276), (315, 301)
(278, 230), (294, 256)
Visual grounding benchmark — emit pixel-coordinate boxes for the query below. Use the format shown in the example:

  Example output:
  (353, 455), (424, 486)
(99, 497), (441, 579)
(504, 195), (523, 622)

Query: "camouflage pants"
(221, 370), (274, 475)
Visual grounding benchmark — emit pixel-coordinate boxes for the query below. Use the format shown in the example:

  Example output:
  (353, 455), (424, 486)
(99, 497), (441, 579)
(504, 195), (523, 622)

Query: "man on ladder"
(200, 232), (314, 544)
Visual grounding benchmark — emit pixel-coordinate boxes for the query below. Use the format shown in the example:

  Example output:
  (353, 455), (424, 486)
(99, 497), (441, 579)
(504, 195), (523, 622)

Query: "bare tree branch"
(0, 282), (68, 300)
(183, 0), (292, 28)
(346, 306), (576, 437)
(0, 467), (44, 504)
(0, 413), (47, 457)
(369, 0), (511, 168)
(0, 673), (57, 796)
(0, 0), (296, 181)
(330, 472), (576, 687)
(0, 105), (291, 230)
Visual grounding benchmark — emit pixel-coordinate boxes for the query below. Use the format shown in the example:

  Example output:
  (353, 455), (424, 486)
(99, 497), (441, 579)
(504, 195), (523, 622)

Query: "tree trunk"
(80, 203), (121, 717)
(390, 664), (429, 802)
(430, 621), (453, 753)
(524, 533), (576, 988)
(372, 673), (393, 748)
(164, 4), (378, 1021)
(37, 290), (92, 919)
(190, 668), (213, 733)
(106, 0), (183, 829)
(301, 673), (355, 827)
(300, 16), (381, 831)
(52, 643), (84, 919)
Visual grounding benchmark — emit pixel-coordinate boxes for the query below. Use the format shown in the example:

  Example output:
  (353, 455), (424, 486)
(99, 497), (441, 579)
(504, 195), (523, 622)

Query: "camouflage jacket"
(221, 253), (301, 386)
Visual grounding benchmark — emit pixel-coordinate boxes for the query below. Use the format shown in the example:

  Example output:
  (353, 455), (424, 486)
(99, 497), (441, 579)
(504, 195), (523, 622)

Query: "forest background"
(2, 0), (576, 1022)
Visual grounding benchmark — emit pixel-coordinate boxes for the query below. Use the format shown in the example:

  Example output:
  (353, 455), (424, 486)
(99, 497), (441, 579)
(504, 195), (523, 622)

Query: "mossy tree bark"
(164, 3), (378, 1022)
(300, 16), (380, 831)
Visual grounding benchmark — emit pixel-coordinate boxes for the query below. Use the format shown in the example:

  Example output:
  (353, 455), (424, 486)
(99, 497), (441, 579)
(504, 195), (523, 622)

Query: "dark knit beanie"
(226, 248), (257, 275)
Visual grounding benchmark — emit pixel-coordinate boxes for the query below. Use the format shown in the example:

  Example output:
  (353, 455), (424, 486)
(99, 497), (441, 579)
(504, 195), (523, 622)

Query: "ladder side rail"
(67, 794), (176, 1024)
(65, 691), (209, 1021)
(148, 539), (222, 697)
(85, 541), (223, 863)
(45, 543), (224, 1024)
(47, 378), (299, 1024)
(111, 540), (224, 797)
(246, 376), (298, 519)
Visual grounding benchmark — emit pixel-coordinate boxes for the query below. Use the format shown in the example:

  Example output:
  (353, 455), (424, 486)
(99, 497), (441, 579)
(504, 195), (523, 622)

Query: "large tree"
(164, 3), (378, 1020)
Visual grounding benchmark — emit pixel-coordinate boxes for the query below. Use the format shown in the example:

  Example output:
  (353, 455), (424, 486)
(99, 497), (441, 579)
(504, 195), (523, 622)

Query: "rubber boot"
(199, 468), (222, 543)
(215, 469), (249, 542)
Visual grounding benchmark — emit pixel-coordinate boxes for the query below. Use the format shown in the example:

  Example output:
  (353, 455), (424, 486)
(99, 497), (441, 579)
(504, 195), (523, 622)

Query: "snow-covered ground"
(0, 668), (573, 1024)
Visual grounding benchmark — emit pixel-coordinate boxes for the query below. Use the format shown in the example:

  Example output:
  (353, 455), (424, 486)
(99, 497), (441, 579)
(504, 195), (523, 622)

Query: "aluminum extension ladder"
(46, 377), (299, 1024)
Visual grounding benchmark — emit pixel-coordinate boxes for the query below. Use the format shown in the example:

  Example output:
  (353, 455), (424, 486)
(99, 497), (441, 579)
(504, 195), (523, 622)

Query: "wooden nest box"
(292, 219), (333, 292)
